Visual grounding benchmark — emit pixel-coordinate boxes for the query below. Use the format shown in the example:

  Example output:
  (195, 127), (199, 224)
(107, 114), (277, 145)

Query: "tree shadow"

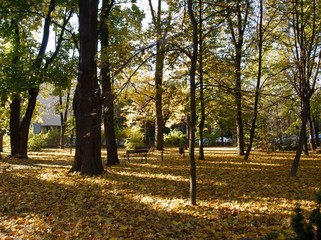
(1, 148), (320, 239)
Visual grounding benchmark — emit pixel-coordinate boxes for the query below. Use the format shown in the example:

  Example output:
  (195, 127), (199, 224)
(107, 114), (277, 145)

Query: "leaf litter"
(0, 148), (320, 239)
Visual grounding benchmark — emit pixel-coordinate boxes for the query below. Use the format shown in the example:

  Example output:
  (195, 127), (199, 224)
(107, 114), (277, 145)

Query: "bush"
(45, 127), (60, 147)
(28, 131), (47, 151)
(164, 129), (185, 146)
(123, 126), (144, 149)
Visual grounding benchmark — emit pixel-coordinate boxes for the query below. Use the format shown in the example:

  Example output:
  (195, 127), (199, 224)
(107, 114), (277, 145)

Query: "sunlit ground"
(0, 147), (320, 239)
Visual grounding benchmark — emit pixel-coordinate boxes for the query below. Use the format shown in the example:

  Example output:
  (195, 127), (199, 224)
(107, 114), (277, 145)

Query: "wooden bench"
(124, 147), (152, 163)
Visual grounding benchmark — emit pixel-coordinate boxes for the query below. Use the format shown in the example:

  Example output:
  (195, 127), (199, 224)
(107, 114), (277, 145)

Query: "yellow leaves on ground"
(0, 148), (320, 239)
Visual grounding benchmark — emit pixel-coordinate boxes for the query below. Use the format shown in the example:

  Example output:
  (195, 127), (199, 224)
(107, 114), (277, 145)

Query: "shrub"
(28, 130), (47, 151)
(45, 127), (60, 147)
(123, 126), (144, 149)
(164, 129), (185, 146)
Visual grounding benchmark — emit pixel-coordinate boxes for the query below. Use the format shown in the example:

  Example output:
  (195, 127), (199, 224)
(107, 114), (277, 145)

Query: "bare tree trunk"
(18, 87), (39, 158)
(187, 0), (198, 205)
(308, 112), (316, 151)
(59, 90), (70, 149)
(10, 98), (21, 157)
(226, 0), (250, 156)
(101, 0), (119, 166)
(152, 0), (165, 151)
(244, 0), (263, 160)
(198, 0), (205, 160)
(313, 118), (320, 146)
(0, 130), (4, 153)
(290, 98), (309, 176)
(70, 0), (103, 175)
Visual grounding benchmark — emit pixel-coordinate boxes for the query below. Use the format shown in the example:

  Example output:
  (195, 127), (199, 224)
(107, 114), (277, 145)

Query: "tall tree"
(148, 0), (167, 150)
(10, 0), (56, 158)
(198, 0), (205, 160)
(244, 0), (264, 160)
(0, 0), (74, 158)
(286, 0), (321, 176)
(70, 0), (104, 175)
(187, 0), (198, 205)
(100, 0), (120, 166)
(225, 0), (251, 155)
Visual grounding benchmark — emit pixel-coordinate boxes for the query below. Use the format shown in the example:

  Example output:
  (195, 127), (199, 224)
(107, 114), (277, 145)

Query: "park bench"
(124, 147), (153, 163)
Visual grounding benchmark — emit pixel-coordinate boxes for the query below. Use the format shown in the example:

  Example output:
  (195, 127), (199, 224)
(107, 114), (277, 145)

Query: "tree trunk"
(9, 88), (39, 158)
(70, 0), (103, 175)
(308, 113), (316, 151)
(198, 0), (205, 160)
(0, 130), (4, 153)
(10, 98), (21, 157)
(154, 0), (165, 151)
(290, 98), (309, 176)
(101, 0), (119, 166)
(235, 49), (245, 156)
(226, 0), (249, 156)
(313, 118), (320, 146)
(18, 87), (39, 158)
(59, 95), (65, 149)
(59, 90), (70, 149)
(244, 0), (263, 160)
(187, 0), (198, 205)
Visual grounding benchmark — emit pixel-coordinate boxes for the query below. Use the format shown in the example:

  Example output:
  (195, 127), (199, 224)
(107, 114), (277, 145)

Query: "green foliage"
(164, 129), (185, 146)
(123, 126), (144, 149)
(28, 130), (47, 151)
(203, 129), (221, 146)
(44, 127), (60, 148)
(28, 127), (62, 151)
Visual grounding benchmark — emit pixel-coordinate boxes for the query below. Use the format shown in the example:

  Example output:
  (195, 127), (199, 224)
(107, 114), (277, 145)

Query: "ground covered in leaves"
(0, 147), (320, 239)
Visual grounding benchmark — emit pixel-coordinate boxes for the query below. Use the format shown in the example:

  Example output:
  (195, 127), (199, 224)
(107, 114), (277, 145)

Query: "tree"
(198, 0), (205, 160)
(100, 0), (119, 166)
(284, 0), (321, 176)
(0, 0), (74, 158)
(224, 0), (252, 155)
(9, 0), (56, 158)
(148, 0), (172, 151)
(44, 45), (77, 149)
(70, 0), (104, 175)
(244, 0), (263, 160)
(187, 0), (198, 205)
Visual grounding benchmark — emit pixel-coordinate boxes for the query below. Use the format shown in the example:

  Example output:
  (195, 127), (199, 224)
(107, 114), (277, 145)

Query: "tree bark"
(10, 98), (21, 157)
(70, 0), (103, 175)
(290, 98), (309, 176)
(235, 48), (245, 156)
(198, 0), (205, 160)
(153, 0), (165, 151)
(101, 0), (119, 166)
(59, 90), (70, 149)
(187, 0), (198, 205)
(313, 118), (320, 146)
(308, 112), (316, 151)
(226, 0), (249, 156)
(244, 0), (263, 160)
(18, 87), (39, 158)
